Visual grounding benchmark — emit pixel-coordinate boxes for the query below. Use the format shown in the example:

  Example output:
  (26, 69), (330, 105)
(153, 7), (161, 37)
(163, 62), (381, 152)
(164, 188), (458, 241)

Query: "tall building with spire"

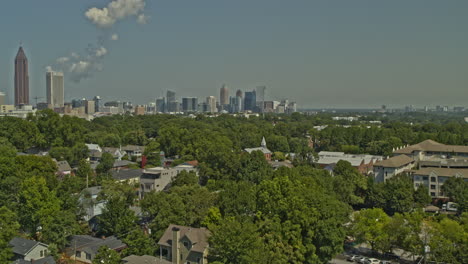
(14, 46), (29, 106)
(220, 85), (229, 106)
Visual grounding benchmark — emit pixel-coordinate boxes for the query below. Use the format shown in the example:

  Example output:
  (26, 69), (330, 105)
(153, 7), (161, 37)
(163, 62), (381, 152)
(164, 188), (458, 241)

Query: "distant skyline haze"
(0, 0), (467, 108)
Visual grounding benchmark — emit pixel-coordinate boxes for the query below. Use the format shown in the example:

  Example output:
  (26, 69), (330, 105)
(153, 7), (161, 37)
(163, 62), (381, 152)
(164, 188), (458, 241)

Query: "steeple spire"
(261, 137), (267, 148)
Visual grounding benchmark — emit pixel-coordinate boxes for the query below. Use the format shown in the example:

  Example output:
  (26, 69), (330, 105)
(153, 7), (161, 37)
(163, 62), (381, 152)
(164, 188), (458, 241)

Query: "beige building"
(46, 71), (64, 108)
(158, 225), (210, 264)
(412, 167), (468, 198)
(373, 155), (415, 182)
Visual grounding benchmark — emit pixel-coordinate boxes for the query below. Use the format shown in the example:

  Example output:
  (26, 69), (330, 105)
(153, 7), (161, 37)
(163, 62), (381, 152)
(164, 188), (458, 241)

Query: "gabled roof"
(394, 139), (468, 154)
(158, 225), (210, 254)
(244, 147), (272, 154)
(374, 155), (414, 168)
(67, 235), (126, 256)
(54, 160), (71, 172)
(11, 256), (56, 264)
(412, 167), (468, 178)
(121, 145), (145, 152)
(9, 237), (47, 257)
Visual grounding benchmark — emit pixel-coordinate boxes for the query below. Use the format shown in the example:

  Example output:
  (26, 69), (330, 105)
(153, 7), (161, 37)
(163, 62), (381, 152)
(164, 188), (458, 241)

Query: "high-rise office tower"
(46, 71), (64, 108)
(166, 90), (176, 112)
(156, 97), (165, 113)
(206, 96), (217, 113)
(93, 96), (102, 112)
(182, 97), (198, 112)
(236, 89), (243, 98)
(14, 46), (29, 106)
(244, 90), (256, 111)
(220, 85), (229, 105)
(0, 92), (5, 105)
(255, 86), (266, 112)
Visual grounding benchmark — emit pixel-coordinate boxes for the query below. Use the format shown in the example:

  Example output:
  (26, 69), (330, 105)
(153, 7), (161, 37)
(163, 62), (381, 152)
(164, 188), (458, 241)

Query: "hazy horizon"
(0, 0), (467, 108)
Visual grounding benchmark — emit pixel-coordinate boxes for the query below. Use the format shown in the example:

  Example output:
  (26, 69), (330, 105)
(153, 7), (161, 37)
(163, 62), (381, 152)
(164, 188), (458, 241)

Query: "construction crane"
(33, 96), (44, 106)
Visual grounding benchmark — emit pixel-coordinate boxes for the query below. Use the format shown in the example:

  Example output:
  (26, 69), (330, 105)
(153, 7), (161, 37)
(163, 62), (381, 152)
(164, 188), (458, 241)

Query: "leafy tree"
(141, 185), (215, 240)
(41, 210), (81, 249)
(442, 177), (468, 214)
(49, 146), (73, 162)
(171, 171), (198, 187)
(414, 185), (431, 208)
(18, 176), (61, 236)
(208, 217), (264, 264)
(122, 228), (155, 257)
(428, 218), (468, 264)
(350, 208), (390, 252)
(99, 180), (137, 206)
(96, 152), (115, 174)
(98, 197), (137, 237)
(383, 174), (415, 215)
(0, 206), (20, 263)
(92, 246), (121, 264)
(76, 159), (93, 181)
(332, 160), (367, 206)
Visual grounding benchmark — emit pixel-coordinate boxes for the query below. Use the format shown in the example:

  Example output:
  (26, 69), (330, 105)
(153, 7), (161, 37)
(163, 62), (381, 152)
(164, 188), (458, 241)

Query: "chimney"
(172, 227), (181, 264)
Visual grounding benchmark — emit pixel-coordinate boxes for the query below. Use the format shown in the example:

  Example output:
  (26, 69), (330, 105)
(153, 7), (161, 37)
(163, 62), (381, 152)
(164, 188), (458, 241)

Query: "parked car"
(347, 255), (360, 262)
(357, 257), (368, 264)
(365, 258), (380, 264)
(380, 261), (392, 264)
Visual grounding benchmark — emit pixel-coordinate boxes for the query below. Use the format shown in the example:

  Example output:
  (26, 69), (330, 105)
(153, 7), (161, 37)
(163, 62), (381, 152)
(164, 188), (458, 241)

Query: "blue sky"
(0, 0), (467, 108)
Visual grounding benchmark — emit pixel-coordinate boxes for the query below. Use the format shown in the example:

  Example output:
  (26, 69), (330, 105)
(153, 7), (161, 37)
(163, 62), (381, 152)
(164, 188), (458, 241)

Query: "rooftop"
(412, 167), (468, 178)
(9, 237), (46, 257)
(122, 255), (170, 264)
(394, 139), (468, 155)
(158, 225), (210, 254)
(374, 155), (414, 168)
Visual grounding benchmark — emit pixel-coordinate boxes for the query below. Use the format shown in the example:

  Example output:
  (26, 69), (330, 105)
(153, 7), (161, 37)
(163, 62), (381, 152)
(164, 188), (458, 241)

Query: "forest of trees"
(0, 110), (467, 263)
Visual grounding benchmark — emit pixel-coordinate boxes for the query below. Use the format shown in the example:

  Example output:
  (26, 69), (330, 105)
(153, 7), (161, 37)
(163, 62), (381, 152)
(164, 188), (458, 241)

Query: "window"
(44, 249), (48, 256)
(40, 250), (44, 257)
(430, 185), (436, 190)
(76, 251), (81, 258)
(430, 192), (436, 197)
(86, 253), (92, 260)
(431, 177), (436, 182)
(184, 241), (189, 248)
(423, 176), (428, 181)
(197, 257), (201, 264)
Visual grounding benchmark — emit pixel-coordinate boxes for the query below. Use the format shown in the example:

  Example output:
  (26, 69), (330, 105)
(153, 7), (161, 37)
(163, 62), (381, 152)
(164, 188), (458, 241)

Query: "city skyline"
(0, 1), (468, 108)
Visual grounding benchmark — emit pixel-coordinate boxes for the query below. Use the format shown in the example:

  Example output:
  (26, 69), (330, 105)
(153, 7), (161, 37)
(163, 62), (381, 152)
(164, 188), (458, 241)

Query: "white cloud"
(85, 0), (147, 28)
(137, 14), (149, 24)
(111, 34), (119, 41)
(95, 46), (108, 57)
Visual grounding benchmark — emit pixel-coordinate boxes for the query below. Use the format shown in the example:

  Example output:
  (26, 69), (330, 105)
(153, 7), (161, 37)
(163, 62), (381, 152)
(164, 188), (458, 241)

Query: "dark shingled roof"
(67, 235), (126, 256)
(374, 155), (414, 168)
(122, 255), (171, 264)
(112, 169), (143, 181)
(11, 256), (56, 264)
(9, 237), (44, 256)
(158, 225), (210, 254)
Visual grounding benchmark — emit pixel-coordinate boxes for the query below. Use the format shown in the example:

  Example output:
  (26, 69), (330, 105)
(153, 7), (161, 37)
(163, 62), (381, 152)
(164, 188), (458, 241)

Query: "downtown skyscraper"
(14, 46), (29, 106)
(220, 84), (229, 106)
(46, 71), (64, 108)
